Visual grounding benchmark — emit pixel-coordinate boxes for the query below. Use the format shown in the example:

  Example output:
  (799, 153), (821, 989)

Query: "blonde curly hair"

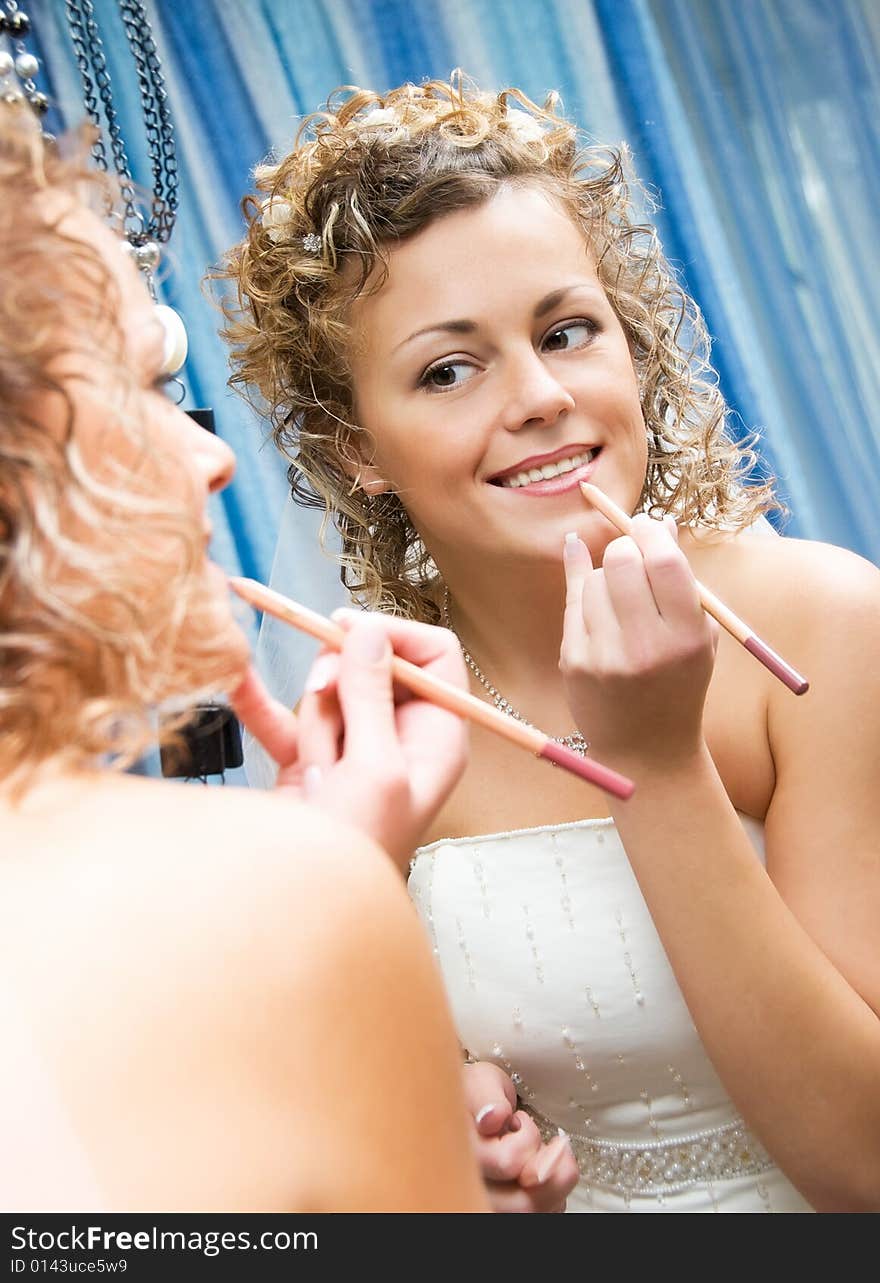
(218, 73), (780, 621)
(0, 106), (240, 791)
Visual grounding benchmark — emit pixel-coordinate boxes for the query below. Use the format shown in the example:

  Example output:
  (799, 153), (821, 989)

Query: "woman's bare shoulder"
(1, 773), (442, 1209)
(686, 527), (880, 623)
(3, 771), (402, 1026)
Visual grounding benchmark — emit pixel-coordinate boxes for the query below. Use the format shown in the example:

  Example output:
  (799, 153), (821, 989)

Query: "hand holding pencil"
(230, 577), (635, 802)
(579, 483), (809, 695)
(229, 608), (472, 871)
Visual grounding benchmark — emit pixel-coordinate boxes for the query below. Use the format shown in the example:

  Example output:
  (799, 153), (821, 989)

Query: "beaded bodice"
(408, 814), (814, 1211)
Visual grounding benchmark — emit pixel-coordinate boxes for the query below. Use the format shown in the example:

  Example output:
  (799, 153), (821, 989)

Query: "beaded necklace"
(441, 587), (590, 757)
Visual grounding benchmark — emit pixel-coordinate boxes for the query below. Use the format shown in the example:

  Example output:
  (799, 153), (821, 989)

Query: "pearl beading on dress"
(528, 1109), (774, 1197)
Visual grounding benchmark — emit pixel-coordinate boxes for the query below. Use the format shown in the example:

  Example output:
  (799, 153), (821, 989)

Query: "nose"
(501, 348), (576, 431)
(184, 412), (237, 494)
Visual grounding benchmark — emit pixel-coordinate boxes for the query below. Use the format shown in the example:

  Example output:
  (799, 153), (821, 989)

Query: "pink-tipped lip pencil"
(230, 577), (635, 801)
(579, 483), (809, 696)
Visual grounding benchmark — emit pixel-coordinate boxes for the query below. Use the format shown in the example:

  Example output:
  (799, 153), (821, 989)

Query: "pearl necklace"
(440, 587), (590, 758)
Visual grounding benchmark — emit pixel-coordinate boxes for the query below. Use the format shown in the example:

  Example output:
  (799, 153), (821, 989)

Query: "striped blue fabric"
(27, 0), (880, 605)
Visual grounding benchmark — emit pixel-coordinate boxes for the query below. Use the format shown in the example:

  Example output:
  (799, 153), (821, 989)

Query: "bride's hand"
(463, 1061), (578, 1213)
(560, 514), (718, 770)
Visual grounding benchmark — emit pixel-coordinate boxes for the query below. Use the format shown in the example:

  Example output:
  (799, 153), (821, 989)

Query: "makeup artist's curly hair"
(0, 105), (240, 791)
(217, 72), (781, 621)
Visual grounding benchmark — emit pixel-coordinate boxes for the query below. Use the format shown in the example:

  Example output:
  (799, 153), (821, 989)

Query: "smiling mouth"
(489, 447), (601, 490)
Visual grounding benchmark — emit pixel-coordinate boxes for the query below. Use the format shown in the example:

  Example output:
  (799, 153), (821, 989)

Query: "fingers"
(475, 1111), (543, 1183)
(463, 1061), (518, 1135)
(562, 531), (592, 612)
(518, 1130), (579, 1195)
(625, 512), (702, 628)
(484, 1132), (580, 1213)
(294, 649), (344, 779)
(333, 607), (468, 691)
(228, 665), (299, 768)
(463, 1063), (544, 1184)
(561, 531), (615, 670)
(561, 532), (591, 659)
(334, 608), (469, 801)
(333, 617), (402, 769)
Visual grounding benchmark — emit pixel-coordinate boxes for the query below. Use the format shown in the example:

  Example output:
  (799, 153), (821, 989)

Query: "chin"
(205, 614), (252, 688)
(174, 588), (252, 699)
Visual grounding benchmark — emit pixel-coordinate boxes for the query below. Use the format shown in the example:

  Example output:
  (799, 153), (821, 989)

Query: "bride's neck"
(437, 559), (568, 694)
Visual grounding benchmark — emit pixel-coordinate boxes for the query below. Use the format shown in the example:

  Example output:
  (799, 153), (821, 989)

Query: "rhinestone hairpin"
(302, 231), (322, 254)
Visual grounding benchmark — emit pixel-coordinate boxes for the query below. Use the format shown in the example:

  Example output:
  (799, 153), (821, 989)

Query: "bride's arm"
(562, 521), (880, 1212)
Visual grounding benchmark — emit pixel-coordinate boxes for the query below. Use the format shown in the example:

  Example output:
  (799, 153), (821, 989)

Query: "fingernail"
(303, 764), (323, 796)
(304, 654), (336, 694)
(536, 1137), (568, 1185)
(475, 1104), (497, 1126)
(349, 619), (389, 663)
(563, 531), (580, 557)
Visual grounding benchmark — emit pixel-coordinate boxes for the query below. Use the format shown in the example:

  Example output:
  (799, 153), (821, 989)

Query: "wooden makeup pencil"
(230, 576), (635, 801)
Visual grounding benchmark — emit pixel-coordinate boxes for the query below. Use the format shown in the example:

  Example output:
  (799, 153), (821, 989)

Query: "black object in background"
(185, 407), (215, 433)
(159, 705), (243, 779)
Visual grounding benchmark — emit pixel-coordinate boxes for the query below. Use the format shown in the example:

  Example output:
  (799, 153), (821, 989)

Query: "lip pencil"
(229, 576), (635, 801)
(579, 482), (809, 696)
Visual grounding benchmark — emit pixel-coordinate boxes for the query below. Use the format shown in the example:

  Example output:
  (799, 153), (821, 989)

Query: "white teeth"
(498, 449), (596, 489)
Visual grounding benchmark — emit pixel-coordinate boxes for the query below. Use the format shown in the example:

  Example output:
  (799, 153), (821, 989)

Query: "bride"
(220, 76), (880, 1212)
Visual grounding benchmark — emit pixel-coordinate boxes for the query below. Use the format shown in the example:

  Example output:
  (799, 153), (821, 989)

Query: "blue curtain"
(28, 0), (880, 595)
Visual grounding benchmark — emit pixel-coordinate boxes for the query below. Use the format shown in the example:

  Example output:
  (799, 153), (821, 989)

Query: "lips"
(486, 443), (601, 487)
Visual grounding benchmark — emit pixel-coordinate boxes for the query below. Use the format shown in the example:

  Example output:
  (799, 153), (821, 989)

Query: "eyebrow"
(394, 284), (602, 353)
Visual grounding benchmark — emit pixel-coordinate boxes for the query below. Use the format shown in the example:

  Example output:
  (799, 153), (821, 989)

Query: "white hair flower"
(260, 196), (294, 243)
(504, 107), (546, 145)
(360, 105), (411, 143)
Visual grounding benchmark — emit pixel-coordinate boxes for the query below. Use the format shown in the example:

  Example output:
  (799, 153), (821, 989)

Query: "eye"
(419, 359), (479, 394)
(542, 320), (597, 353)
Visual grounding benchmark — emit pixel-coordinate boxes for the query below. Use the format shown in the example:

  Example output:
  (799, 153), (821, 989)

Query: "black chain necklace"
(64, 0), (178, 283)
(62, 1), (188, 384)
(16, 3), (235, 783)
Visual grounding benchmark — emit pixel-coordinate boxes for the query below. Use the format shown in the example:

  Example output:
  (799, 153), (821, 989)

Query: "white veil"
(243, 494), (347, 789)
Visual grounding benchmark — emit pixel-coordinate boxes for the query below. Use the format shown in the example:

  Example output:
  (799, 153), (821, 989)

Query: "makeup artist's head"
(220, 73), (775, 620)
(0, 105), (249, 789)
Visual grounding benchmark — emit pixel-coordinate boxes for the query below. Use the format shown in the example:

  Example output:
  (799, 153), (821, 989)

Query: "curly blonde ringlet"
(217, 72), (781, 622)
(0, 105), (241, 793)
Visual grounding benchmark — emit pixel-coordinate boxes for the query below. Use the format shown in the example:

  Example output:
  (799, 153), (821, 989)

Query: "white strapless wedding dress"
(409, 814), (814, 1213)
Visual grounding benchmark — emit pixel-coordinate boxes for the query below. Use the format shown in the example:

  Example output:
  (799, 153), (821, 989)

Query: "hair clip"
(301, 231), (322, 255)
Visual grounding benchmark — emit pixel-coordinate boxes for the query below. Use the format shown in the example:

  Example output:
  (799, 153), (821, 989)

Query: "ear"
(361, 472), (390, 494)
(339, 411), (392, 494)
(340, 452), (390, 496)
